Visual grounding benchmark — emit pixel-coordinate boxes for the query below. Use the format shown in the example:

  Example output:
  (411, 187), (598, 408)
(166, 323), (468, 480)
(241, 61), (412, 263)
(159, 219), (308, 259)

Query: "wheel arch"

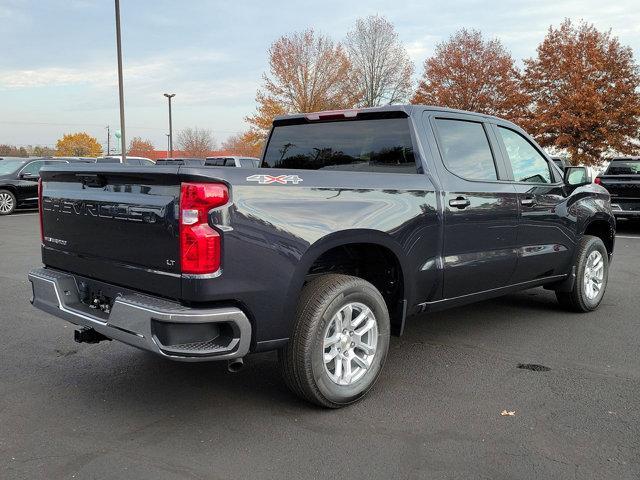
(0, 184), (18, 195)
(581, 215), (615, 258)
(282, 229), (411, 338)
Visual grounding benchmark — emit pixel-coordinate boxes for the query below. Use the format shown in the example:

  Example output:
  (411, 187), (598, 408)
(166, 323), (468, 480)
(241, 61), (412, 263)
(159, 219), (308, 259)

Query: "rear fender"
(280, 229), (411, 338)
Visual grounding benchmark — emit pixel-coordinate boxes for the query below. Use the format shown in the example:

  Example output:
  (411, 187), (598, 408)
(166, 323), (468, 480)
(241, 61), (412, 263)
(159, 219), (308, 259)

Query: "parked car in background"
(39, 156), (97, 163)
(596, 157), (640, 220)
(155, 158), (205, 166)
(0, 158), (72, 215)
(96, 156), (155, 165)
(29, 105), (615, 407)
(0, 156), (33, 162)
(552, 156), (572, 172)
(205, 156), (260, 168)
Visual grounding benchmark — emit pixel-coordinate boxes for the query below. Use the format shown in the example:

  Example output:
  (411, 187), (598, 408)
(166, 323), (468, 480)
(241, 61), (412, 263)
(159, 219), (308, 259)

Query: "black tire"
(279, 274), (390, 408)
(0, 189), (17, 215)
(556, 235), (609, 312)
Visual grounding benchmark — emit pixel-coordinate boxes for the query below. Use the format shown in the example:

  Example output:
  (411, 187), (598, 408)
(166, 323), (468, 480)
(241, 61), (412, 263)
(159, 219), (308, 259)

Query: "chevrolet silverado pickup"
(596, 157), (640, 220)
(29, 105), (615, 408)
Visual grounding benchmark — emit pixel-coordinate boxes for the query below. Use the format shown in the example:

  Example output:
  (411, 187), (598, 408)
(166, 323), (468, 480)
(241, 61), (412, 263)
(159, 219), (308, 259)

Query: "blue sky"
(1, 0), (639, 151)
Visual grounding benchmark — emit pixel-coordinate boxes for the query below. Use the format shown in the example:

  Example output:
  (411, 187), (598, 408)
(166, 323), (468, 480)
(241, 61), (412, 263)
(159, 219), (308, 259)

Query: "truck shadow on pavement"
(61, 286), (572, 413)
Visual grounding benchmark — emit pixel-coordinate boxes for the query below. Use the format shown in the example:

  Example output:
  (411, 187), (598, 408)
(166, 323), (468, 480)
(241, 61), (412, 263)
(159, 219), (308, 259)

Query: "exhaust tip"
(227, 358), (244, 373)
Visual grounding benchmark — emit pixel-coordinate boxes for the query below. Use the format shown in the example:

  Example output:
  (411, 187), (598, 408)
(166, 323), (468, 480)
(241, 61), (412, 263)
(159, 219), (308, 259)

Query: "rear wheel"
(279, 274), (390, 408)
(556, 235), (609, 312)
(0, 190), (16, 215)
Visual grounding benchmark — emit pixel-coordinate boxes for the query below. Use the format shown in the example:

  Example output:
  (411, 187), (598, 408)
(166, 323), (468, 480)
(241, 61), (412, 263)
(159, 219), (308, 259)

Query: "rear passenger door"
(428, 113), (519, 299)
(492, 124), (573, 282)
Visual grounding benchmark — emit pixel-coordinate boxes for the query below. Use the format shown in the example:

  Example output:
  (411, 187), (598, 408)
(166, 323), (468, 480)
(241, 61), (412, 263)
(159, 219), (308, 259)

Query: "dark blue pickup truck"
(29, 105), (615, 407)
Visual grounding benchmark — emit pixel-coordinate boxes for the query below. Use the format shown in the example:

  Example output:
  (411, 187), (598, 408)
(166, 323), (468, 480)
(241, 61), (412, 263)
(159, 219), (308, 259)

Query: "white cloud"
(0, 49), (230, 90)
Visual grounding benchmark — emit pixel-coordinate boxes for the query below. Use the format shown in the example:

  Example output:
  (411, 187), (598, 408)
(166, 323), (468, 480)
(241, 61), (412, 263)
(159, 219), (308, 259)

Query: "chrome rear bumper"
(28, 267), (251, 362)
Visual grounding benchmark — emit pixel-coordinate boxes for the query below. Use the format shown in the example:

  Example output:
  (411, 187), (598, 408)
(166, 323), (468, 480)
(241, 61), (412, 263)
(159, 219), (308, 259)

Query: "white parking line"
(616, 235), (640, 239)
(1, 213), (39, 217)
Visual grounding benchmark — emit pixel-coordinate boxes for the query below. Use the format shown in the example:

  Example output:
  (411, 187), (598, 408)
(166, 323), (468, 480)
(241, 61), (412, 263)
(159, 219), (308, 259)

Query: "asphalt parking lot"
(1, 211), (639, 480)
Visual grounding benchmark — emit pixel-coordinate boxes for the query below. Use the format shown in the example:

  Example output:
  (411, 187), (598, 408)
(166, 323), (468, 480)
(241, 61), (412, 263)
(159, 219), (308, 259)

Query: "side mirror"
(564, 166), (590, 187)
(20, 172), (38, 180)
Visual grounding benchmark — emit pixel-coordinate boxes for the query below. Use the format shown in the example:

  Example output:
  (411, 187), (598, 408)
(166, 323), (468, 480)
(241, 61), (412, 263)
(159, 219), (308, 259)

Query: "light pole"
(164, 93), (175, 158)
(166, 134), (170, 157)
(114, 0), (126, 163)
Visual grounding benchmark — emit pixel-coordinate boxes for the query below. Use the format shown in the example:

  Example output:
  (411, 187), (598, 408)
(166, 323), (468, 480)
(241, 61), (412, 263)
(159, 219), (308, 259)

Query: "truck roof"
(273, 104), (505, 123)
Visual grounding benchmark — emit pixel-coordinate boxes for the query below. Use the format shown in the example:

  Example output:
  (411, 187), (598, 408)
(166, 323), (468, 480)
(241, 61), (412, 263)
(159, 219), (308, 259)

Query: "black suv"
(0, 158), (72, 215)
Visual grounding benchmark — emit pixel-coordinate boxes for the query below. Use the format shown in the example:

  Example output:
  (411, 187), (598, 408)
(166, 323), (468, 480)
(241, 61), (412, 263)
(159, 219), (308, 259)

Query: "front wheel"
(0, 189), (16, 215)
(279, 274), (390, 408)
(556, 235), (609, 312)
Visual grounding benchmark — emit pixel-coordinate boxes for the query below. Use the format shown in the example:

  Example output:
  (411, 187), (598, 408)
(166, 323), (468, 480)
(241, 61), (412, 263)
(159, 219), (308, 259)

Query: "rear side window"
(263, 118), (417, 173)
(498, 127), (551, 183)
(240, 159), (259, 168)
(435, 119), (497, 181)
(206, 158), (225, 166)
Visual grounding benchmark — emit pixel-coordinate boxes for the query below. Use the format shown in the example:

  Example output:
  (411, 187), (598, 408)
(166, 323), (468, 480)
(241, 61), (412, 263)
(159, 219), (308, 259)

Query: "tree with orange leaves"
(222, 131), (264, 158)
(56, 132), (102, 157)
(246, 29), (360, 140)
(522, 20), (640, 165)
(127, 137), (155, 157)
(411, 29), (526, 123)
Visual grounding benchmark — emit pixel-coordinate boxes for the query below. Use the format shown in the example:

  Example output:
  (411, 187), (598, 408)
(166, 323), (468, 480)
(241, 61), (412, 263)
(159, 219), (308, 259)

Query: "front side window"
(21, 161), (44, 176)
(435, 118), (497, 181)
(263, 118), (417, 173)
(498, 127), (551, 183)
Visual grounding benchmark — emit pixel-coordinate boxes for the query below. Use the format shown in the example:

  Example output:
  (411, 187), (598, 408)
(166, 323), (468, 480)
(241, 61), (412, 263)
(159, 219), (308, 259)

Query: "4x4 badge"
(246, 174), (303, 185)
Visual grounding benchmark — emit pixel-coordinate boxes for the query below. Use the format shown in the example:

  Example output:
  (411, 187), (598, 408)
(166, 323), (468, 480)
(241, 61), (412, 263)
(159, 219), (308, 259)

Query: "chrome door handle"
(520, 197), (535, 206)
(449, 197), (471, 209)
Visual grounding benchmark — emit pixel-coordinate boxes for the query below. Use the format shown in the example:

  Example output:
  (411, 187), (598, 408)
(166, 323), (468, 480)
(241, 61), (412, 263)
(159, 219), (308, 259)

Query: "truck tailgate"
(40, 165), (183, 298)
(599, 175), (640, 212)
(598, 175), (640, 198)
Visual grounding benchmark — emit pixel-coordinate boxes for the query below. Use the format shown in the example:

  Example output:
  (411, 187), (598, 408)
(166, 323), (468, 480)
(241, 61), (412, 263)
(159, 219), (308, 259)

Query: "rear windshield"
(263, 118), (417, 173)
(606, 159), (640, 175)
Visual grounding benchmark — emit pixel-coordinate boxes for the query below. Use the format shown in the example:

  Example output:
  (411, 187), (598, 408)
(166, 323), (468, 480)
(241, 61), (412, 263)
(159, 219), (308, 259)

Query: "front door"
(429, 115), (519, 299)
(492, 124), (573, 283)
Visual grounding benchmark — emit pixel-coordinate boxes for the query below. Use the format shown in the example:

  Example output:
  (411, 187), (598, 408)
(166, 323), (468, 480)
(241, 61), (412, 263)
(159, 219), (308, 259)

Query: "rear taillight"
(38, 178), (44, 243)
(179, 182), (229, 275)
(594, 177), (602, 185)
